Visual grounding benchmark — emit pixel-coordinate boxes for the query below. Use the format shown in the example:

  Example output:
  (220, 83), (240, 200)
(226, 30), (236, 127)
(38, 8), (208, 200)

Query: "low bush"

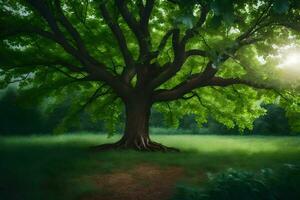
(172, 165), (300, 200)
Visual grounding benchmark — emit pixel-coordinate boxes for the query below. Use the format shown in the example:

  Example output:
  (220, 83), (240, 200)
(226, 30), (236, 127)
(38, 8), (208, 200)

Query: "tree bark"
(122, 99), (151, 149)
(91, 96), (179, 152)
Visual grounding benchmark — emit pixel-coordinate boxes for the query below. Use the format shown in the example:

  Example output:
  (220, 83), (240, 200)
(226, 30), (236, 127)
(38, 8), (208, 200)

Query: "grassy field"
(1, 134), (300, 200)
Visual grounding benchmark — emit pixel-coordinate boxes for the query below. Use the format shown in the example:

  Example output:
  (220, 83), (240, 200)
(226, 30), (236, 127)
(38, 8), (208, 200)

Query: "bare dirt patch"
(79, 164), (183, 200)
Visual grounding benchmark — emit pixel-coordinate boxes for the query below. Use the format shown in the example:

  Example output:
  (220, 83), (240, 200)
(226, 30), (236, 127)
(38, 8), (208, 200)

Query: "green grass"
(1, 134), (300, 200)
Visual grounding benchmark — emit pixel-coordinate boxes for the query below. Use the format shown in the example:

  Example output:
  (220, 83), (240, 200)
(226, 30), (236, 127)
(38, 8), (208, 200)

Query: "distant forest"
(0, 87), (296, 135)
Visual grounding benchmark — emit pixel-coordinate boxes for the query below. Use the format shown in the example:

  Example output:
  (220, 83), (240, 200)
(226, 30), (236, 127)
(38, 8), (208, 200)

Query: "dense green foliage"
(0, 0), (299, 136)
(173, 166), (300, 200)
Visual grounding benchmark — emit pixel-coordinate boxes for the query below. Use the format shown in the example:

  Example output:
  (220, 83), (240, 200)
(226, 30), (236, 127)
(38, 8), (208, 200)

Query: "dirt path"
(79, 164), (183, 200)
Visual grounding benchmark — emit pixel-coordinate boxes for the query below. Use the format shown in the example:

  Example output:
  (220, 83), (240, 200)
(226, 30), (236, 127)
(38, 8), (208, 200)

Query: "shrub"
(172, 165), (300, 200)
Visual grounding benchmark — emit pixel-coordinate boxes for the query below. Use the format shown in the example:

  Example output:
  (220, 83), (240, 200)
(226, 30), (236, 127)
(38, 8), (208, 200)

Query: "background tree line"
(0, 86), (297, 136)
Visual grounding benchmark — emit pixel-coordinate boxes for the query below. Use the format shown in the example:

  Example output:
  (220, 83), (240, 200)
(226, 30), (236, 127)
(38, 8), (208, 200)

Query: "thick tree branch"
(152, 61), (213, 102)
(147, 29), (187, 90)
(99, 2), (135, 83)
(137, 0), (155, 59)
(140, 0), (155, 33)
(207, 77), (274, 89)
(54, 0), (88, 55)
(151, 32), (264, 101)
(25, 0), (132, 100)
(151, 4), (274, 101)
(147, 3), (210, 91)
(115, 0), (149, 60)
(26, 0), (84, 61)
(54, 1), (121, 77)
(153, 76), (275, 102)
(148, 28), (208, 91)
(152, 27), (270, 102)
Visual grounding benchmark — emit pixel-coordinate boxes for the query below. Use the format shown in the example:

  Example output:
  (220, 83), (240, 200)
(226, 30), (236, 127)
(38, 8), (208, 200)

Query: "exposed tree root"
(90, 137), (180, 152)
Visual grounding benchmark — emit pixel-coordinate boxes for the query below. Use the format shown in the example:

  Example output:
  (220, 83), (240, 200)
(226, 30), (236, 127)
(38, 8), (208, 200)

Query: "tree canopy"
(1, 0), (300, 142)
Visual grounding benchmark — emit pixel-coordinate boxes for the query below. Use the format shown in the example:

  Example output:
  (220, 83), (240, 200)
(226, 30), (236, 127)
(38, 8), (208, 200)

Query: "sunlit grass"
(155, 134), (300, 153)
(3, 133), (300, 153)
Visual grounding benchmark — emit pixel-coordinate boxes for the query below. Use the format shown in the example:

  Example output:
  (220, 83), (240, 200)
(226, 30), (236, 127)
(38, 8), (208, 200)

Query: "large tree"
(1, 0), (300, 151)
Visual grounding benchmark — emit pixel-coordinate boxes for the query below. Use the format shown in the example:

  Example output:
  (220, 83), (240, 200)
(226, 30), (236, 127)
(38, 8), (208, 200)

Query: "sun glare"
(278, 50), (300, 82)
(279, 52), (300, 70)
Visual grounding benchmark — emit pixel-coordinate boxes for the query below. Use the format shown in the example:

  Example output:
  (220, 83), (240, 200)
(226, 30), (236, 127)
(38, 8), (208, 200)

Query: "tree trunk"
(121, 100), (151, 149)
(91, 97), (179, 152)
